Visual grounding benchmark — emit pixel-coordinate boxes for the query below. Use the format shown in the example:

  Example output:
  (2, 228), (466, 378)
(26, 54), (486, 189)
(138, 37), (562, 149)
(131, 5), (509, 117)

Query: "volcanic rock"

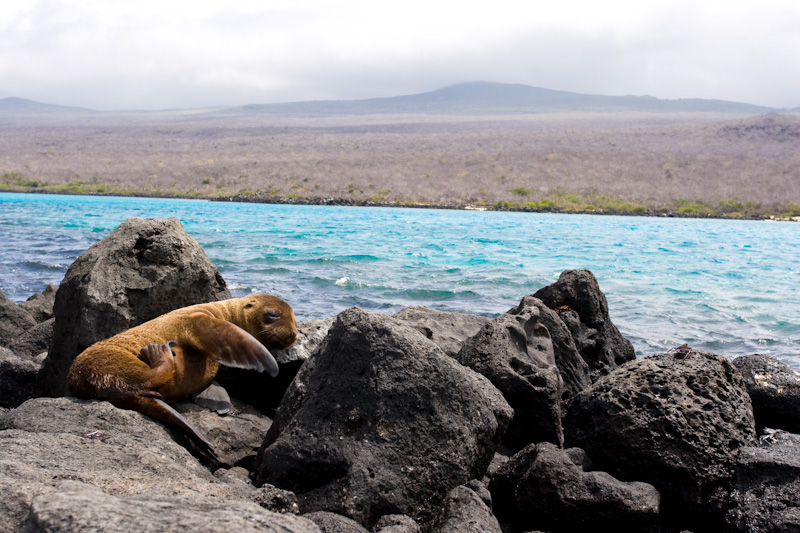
(0, 287), (36, 348)
(435, 485), (503, 533)
(253, 307), (512, 530)
(732, 353), (800, 433)
(534, 269), (635, 381)
(564, 350), (756, 526)
(457, 299), (563, 449)
(489, 442), (660, 532)
(19, 283), (57, 323)
(0, 346), (40, 408)
(393, 305), (491, 358)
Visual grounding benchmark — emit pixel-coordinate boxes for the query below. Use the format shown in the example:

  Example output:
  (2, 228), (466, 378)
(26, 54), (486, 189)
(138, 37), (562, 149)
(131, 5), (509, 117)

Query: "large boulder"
(534, 269), (635, 381)
(393, 305), (491, 358)
(732, 354), (800, 433)
(38, 217), (231, 396)
(457, 298), (564, 449)
(19, 283), (58, 323)
(724, 430), (800, 532)
(489, 442), (660, 532)
(564, 351), (757, 527)
(7, 317), (53, 359)
(253, 307), (513, 530)
(0, 287), (36, 348)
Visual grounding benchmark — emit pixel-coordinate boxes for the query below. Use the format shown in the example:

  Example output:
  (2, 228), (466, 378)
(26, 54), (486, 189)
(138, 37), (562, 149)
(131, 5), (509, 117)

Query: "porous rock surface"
(254, 306), (513, 530)
(489, 442), (660, 532)
(564, 350), (756, 523)
(733, 353), (800, 433)
(435, 485), (503, 533)
(457, 298), (564, 449)
(38, 217), (231, 396)
(7, 317), (53, 360)
(392, 305), (491, 358)
(534, 269), (635, 381)
(725, 430), (800, 532)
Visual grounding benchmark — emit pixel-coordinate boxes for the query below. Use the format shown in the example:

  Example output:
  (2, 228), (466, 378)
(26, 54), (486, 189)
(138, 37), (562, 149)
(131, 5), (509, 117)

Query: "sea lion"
(67, 293), (298, 462)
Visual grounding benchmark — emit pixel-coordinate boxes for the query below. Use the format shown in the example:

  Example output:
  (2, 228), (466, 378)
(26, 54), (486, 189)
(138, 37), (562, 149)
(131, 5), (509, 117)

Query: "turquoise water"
(1, 192), (798, 366)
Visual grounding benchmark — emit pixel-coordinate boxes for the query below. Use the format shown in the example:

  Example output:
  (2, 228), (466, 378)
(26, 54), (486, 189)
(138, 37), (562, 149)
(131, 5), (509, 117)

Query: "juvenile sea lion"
(67, 294), (298, 462)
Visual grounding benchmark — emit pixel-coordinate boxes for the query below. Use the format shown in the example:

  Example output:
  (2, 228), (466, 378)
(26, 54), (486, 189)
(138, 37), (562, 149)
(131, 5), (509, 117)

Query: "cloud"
(0, 0), (798, 109)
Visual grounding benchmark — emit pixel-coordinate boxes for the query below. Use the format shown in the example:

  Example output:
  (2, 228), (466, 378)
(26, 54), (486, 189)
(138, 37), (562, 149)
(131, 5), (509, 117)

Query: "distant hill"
(0, 97), (94, 115)
(0, 82), (784, 118)
(222, 81), (779, 116)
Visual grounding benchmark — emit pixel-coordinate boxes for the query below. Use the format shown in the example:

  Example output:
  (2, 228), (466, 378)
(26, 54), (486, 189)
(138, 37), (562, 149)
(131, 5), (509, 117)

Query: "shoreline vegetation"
(3, 182), (800, 221)
(2, 85), (799, 222)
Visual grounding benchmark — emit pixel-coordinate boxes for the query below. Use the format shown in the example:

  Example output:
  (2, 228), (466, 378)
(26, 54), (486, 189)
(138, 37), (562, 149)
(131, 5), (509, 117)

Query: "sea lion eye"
(264, 311), (280, 323)
(244, 303), (254, 309)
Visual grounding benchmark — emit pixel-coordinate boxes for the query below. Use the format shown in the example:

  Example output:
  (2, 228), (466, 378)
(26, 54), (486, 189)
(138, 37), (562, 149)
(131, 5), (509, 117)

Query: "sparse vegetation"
(1, 111), (798, 219)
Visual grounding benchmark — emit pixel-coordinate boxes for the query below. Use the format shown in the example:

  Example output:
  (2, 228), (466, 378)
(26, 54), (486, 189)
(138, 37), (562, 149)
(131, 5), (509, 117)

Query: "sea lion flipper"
(135, 396), (222, 466)
(184, 312), (280, 377)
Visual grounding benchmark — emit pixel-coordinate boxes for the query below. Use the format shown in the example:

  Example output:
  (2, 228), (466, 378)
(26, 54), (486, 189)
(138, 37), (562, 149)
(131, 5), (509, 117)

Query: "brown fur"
(66, 294), (297, 461)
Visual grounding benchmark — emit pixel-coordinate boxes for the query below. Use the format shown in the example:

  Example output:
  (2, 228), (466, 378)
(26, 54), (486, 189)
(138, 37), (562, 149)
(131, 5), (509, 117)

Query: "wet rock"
(25, 481), (320, 533)
(393, 305), (491, 358)
(732, 353), (800, 433)
(8, 317), (53, 359)
(19, 283), (57, 323)
(534, 269), (635, 381)
(0, 346), (40, 408)
(457, 300), (563, 449)
(489, 442), (660, 532)
(0, 287), (36, 348)
(38, 217), (231, 396)
(564, 351), (756, 526)
(303, 511), (369, 533)
(254, 307), (512, 530)
(434, 485), (502, 533)
(724, 430), (800, 532)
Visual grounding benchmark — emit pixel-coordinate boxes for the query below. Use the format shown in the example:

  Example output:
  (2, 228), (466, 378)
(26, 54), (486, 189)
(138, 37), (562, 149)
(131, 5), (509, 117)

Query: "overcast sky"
(1, 0), (798, 110)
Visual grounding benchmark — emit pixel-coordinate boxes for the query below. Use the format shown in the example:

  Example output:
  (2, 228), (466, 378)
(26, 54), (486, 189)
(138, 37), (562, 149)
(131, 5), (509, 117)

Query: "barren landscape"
(2, 83), (799, 218)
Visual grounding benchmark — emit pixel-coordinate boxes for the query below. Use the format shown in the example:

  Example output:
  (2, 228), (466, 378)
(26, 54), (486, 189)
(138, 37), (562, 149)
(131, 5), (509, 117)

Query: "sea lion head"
(239, 294), (298, 349)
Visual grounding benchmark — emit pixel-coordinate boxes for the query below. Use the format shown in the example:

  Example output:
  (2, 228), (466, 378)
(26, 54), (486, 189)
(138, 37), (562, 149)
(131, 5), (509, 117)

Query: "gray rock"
(274, 317), (335, 365)
(534, 269), (635, 381)
(19, 283), (57, 323)
(564, 351), (757, 526)
(434, 485), (503, 533)
(304, 511), (369, 533)
(725, 430), (800, 532)
(38, 217), (231, 397)
(732, 354), (800, 433)
(0, 346), (40, 408)
(374, 514), (420, 533)
(457, 300), (563, 450)
(8, 317), (53, 359)
(393, 305), (491, 358)
(489, 442), (660, 532)
(0, 396), (267, 532)
(513, 297), (591, 402)
(25, 481), (320, 533)
(174, 396), (273, 467)
(0, 287), (36, 348)
(254, 307), (512, 530)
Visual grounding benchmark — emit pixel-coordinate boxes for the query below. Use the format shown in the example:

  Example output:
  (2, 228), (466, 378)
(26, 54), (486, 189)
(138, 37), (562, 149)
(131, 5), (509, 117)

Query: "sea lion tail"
(135, 396), (223, 466)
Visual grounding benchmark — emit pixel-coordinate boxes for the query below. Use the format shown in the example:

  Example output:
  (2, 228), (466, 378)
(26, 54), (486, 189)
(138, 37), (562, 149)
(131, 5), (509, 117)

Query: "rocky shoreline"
(2, 217), (800, 532)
